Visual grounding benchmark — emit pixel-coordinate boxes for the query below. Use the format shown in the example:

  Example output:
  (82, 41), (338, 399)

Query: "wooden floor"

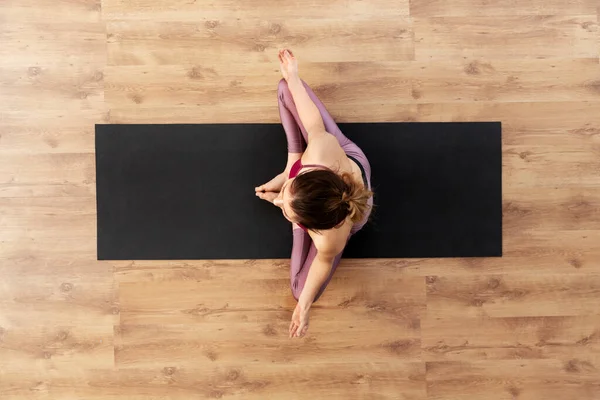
(1, 0), (599, 399)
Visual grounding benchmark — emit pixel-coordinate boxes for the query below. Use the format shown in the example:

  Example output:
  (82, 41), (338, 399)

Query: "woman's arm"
(297, 231), (347, 309)
(297, 250), (336, 310)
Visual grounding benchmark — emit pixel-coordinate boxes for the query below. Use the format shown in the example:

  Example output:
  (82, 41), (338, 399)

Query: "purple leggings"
(277, 79), (373, 301)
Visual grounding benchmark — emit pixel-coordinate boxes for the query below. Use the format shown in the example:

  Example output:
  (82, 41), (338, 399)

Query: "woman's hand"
(289, 301), (310, 338)
(256, 171), (287, 194)
(255, 191), (278, 203)
(278, 49), (298, 82)
(255, 171), (287, 204)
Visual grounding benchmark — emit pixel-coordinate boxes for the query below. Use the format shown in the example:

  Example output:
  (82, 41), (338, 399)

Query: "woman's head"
(274, 169), (372, 230)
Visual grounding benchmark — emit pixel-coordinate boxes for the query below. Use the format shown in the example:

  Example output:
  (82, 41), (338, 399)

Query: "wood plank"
(104, 62), (412, 109)
(0, 66), (104, 112)
(427, 359), (600, 382)
(0, 23), (106, 67)
(503, 145), (600, 188)
(413, 16), (598, 60)
(409, 58), (600, 103)
(0, 363), (426, 399)
(0, 292), (116, 330)
(504, 230), (600, 258)
(102, 0), (410, 20)
(426, 360), (600, 400)
(0, 258), (112, 280)
(0, 0), (101, 23)
(104, 58), (600, 109)
(0, 197), (95, 239)
(410, 0), (599, 17)
(116, 320), (421, 368)
(0, 153), (95, 186)
(0, 270), (116, 321)
(0, 324), (114, 371)
(0, 110), (104, 154)
(0, 182), (95, 198)
(422, 316), (600, 361)
(0, 237), (96, 261)
(425, 273), (600, 318)
(107, 18), (414, 66)
(502, 187), (600, 232)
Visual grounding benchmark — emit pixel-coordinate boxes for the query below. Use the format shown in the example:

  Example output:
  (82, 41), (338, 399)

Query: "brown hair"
(289, 169), (373, 231)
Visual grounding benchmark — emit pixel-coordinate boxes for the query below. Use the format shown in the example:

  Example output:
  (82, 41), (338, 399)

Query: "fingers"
(255, 191), (269, 201)
(260, 183), (275, 192)
(255, 184), (267, 193)
(300, 324), (309, 337)
(296, 321), (305, 337)
(289, 323), (298, 338)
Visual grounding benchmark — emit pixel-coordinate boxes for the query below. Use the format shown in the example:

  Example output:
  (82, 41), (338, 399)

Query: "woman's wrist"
(298, 295), (313, 311)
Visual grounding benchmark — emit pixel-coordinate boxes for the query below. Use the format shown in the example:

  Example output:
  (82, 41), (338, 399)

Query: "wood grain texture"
(410, 0), (599, 17)
(1, 0), (600, 398)
(0, 22), (106, 67)
(426, 360), (600, 400)
(0, 110), (103, 155)
(413, 16), (598, 60)
(103, 0), (411, 20)
(0, 0), (102, 23)
(422, 316), (600, 361)
(425, 274), (600, 318)
(0, 66), (104, 112)
(409, 58), (600, 103)
(107, 18), (414, 66)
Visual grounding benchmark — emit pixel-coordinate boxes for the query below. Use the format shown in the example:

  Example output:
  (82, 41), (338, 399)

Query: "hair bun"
(341, 191), (350, 204)
(339, 172), (372, 224)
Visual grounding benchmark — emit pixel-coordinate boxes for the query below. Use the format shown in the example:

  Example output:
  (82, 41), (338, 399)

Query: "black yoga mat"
(95, 123), (502, 260)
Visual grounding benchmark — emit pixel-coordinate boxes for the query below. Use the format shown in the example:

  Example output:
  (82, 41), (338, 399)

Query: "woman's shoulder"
(309, 220), (352, 255)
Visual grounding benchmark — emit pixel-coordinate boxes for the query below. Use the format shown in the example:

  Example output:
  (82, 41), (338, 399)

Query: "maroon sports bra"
(288, 158), (328, 179)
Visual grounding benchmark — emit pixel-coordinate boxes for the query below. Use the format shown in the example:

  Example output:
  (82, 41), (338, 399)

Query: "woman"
(255, 49), (373, 338)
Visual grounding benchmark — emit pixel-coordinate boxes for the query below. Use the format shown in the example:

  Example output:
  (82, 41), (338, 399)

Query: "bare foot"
(255, 172), (287, 193)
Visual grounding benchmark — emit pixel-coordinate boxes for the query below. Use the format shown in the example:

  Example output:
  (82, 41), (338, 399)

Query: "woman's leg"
(258, 80), (307, 191)
(290, 235), (344, 302)
(278, 78), (354, 151)
(278, 79), (307, 154)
